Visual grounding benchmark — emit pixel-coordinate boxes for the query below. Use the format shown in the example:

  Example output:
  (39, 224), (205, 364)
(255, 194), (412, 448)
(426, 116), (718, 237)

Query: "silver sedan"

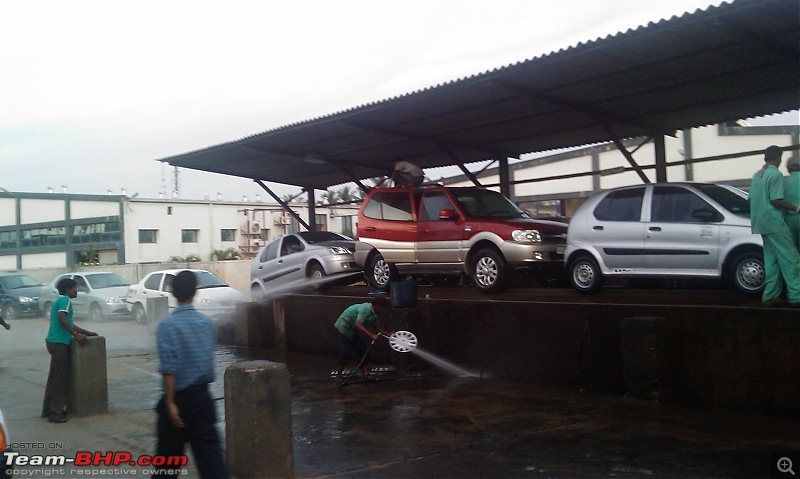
(249, 232), (361, 300)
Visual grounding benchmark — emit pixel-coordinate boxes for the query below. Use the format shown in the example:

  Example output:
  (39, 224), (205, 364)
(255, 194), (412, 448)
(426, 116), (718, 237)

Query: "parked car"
(565, 182), (764, 294)
(1, 408), (12, 477)
(250, 231), (361, 300)
(39, 272), (130, 322)
(127, 269), (244, 323)
(354, 186), (568, 292)
(0, 273), (42, 320)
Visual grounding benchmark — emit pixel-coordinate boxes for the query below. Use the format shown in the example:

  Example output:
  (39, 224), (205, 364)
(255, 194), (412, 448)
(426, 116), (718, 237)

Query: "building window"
(315, 214), (327, 231)
(221, 229), (236, 242)
(139, 229), (158, 244)
(167, 206), (172, 215)
(182, 229), (199, 243)
(341, 216), (353, 237)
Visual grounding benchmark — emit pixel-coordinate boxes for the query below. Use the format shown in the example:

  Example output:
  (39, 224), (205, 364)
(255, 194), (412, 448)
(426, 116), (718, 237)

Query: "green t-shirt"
(46, 295), (74, 345)
(750, 164), (786, 235)
(334, 302), (378, 339)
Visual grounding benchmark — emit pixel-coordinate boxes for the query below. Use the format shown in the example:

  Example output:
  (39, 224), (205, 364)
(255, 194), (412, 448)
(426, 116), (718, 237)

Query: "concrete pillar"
(235, 302), (265, 347)
(146, 296), (170, 334)
(225, 361), (293, 479)
(67, 336), (108, 416)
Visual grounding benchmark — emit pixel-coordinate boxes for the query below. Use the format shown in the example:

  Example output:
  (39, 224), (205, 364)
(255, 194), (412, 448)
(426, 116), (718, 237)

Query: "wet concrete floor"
(2, 313), (797, 478)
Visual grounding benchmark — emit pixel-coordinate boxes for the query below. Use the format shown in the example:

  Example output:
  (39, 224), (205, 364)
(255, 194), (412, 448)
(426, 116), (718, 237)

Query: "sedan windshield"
(195, 271), (229, 288)
(298, 231), (352, 243)
(450, 188), (530, 219)
(86, 273), (129, 289)
(0, 275), (41, 289)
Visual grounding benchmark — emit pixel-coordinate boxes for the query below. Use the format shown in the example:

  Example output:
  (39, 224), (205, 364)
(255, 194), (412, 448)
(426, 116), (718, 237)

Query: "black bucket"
(390, 280), (418, 308)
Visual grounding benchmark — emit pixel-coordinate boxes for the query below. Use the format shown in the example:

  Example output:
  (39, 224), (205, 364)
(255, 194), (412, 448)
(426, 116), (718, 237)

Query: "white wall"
(70, 199), (119, 219)
(0, 199), (15, 224)
(20, 199), (64, 224)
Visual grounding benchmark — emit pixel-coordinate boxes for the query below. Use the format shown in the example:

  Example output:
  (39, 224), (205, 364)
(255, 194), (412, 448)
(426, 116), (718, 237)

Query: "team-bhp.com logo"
(5, 451), (188, 473)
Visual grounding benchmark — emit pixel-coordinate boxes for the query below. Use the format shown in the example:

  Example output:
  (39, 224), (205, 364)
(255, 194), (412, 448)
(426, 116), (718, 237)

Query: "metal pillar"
(654, 134), (667, 183)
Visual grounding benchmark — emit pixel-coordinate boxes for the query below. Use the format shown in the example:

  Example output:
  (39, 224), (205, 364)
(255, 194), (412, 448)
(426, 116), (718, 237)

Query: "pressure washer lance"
(337, 331), (418, 389)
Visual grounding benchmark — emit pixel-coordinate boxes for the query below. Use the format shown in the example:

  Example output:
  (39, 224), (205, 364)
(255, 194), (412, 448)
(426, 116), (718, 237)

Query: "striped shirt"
(156, 304), (216, 392)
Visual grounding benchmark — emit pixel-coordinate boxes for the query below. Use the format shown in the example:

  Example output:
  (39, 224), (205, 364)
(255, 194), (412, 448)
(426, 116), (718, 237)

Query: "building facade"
(0, 192), (358, 270)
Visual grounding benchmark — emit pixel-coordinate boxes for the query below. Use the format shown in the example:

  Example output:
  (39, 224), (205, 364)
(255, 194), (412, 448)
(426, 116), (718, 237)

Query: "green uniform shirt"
(750, 164), (785, 235)
(46, 295), (74, 345)
(334, 302), (378, 339)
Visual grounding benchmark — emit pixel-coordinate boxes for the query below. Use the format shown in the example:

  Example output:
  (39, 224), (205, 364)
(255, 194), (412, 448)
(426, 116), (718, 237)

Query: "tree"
(320, 189), (339, 205)
(77, 241), (99, 265)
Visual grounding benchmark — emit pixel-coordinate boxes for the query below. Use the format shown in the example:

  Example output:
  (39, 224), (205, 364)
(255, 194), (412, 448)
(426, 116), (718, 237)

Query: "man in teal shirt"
(333, 295), (391, 381)
(42, 278), (97, 423)
(784, 156), (800, 250)
(749, 146), (800, 307)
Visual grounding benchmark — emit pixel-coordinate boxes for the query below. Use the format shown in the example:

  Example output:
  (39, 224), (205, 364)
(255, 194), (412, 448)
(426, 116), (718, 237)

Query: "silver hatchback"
(565, 182), (764, 294)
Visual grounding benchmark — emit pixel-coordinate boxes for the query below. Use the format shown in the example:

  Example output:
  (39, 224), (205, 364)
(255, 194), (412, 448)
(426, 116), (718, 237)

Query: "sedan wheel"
(132, 303), (146, 324)
(89, 304), (104, 322)
(2, 303), (15, 321)
(307, 263), (326, 280)
(569, 255), (602, 293)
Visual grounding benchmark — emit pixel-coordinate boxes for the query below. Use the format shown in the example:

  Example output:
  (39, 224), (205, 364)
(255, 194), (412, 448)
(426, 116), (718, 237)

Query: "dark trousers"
(337, 331), (368, 365)
(43, 341), (70, 418)
(152, 385), (228, 479)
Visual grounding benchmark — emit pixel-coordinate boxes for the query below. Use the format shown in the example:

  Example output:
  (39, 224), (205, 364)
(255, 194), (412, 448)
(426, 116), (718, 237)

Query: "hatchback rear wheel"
(730, 252), (765, 295)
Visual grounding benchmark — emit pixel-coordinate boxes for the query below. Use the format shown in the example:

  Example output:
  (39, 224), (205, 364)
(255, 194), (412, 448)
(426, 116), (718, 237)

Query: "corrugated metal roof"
(160, 0), (800, 190)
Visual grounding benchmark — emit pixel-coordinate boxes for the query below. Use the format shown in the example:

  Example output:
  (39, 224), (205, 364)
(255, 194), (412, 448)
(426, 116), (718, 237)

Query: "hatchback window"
(652, 186), (721, 223)
(261, 240), (279, 262)
(594, 187), (645, 221)
(363, 192), (413, 221)
(281, 236), (303, 256)
(420, 192), (455, 221)
(694, 184), (750, 217)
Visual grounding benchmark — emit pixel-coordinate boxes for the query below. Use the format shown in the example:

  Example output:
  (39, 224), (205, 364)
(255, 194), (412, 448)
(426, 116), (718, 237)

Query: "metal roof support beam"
(254, 180), (310, 230)
(499, 157), (511, 198)
(603, 125), (651, 184)
(654, 134), (667, 183)
(443, 147), (482, 187)
(307, 188), (316, 232)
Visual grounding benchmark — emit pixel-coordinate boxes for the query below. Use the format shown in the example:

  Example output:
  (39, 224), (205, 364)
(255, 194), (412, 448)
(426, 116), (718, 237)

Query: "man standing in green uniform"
(43, 278), (98, 423)
(333, 295), (391, 381)
(783, 156), (800, 250)
(749, 145), (800, 307)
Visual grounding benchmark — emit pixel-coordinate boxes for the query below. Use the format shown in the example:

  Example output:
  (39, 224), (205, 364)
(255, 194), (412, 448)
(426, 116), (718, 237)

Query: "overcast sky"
(1, 0), (795, 201)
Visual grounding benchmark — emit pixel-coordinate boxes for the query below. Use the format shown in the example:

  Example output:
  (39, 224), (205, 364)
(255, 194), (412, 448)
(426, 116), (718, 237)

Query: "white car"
(126, 269), (244, 323)
(565, 182), (764, 294)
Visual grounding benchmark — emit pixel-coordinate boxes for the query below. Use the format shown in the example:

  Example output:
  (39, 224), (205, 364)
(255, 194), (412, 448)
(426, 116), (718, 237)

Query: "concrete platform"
(1, 317), (797, 478)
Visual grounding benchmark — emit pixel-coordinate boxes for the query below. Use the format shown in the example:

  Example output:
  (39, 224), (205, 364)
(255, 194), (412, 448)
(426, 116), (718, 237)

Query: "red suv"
(354, 186), (568, 292)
